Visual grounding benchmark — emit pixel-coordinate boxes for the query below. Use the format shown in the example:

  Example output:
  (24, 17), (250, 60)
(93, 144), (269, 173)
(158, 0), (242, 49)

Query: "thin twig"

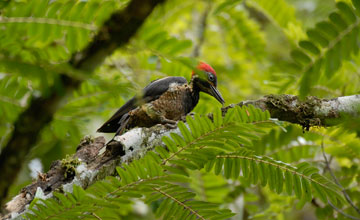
(321, 139), (360, 215)
(328, 201), (360, 220)
(92, 212), (102, 220)
(191, 1), (212, 58)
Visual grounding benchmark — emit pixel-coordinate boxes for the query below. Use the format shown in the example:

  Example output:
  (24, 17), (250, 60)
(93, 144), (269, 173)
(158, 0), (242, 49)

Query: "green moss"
(81, 135), (94, 144)
(61, 155), (81, 179)
(265, 94), (323, 130)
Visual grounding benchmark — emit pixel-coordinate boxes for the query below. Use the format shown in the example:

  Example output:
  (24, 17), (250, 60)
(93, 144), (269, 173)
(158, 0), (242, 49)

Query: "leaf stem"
(153, 187), (206, 220)
(321, 139), (360, 215)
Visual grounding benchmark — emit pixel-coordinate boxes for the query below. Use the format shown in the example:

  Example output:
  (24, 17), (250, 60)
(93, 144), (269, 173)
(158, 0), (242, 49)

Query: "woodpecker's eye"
(208, 74), (214, 81)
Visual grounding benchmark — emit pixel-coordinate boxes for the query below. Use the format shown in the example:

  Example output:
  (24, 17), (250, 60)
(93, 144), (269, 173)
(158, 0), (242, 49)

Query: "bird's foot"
(160, 116), (178, 129)
(164, 123), (178, 129)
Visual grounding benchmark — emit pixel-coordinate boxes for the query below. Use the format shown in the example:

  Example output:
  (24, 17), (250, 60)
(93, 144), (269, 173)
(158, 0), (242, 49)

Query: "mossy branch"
(3, 94), (360, 219)
(222, 94), (360, 130)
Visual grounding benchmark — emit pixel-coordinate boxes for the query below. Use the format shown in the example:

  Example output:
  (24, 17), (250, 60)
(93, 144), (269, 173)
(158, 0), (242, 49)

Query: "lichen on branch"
(3, 94), (360, 219)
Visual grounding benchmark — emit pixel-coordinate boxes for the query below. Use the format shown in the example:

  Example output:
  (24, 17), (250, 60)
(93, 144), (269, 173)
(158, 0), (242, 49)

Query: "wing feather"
(97, 76), (187, 133)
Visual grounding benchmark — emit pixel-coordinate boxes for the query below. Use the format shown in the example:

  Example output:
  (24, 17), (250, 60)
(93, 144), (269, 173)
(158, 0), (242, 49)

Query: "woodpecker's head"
(192, 62), (225, 104)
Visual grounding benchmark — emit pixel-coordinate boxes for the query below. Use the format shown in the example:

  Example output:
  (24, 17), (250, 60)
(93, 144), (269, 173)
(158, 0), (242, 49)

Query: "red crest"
(192, 62), (216, 76)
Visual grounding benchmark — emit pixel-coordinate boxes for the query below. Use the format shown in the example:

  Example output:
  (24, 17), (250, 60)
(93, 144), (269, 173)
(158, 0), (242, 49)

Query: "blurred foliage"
(1, 0), (360, 219)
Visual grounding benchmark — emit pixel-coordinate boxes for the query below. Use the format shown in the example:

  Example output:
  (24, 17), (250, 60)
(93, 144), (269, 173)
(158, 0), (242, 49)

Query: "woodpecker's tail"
(97, 97), (136, 133)
(115, 113), (131, 136)
(104, 113), (131, 149)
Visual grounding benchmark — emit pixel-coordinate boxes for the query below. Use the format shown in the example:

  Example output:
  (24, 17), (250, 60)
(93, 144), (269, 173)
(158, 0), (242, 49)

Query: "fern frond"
(248, 0), (298, 29)
(27, 105), (346, 218)
(0, 75), (30, 125)
(138, 22), (193, 56)
(158, 106), (271, 168)
(27, 105), (267, 219)
(208, 148), (344, 205)
(153, 186), (204, 220)
(291, 0), (360, 97)
(153, 184), (235, 220)
(253, 125), (322, 162)
(216, 8), (266, 59)
(189, 170), (230, 203)
(0, 0), (119, 59)
(324, 127), (360, 159)
(27, 149), (234, 219)
(247, 0), (304, 42)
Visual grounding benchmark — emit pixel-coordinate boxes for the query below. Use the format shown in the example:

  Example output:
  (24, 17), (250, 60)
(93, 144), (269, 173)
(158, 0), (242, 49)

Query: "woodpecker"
(97, 62), (225, 135)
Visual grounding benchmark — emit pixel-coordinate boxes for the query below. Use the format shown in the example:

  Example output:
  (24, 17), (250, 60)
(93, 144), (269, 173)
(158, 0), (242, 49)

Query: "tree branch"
(3, 94), (360, 219)
(0, 0), (165, 208)
(222, 94), (360, 129)
(3, 125), (177, 219)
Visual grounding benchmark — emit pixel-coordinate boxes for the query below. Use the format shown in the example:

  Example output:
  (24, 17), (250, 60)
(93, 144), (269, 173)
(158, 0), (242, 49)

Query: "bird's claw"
(164, 123), (178, 129)
(159, 116), (177, 129)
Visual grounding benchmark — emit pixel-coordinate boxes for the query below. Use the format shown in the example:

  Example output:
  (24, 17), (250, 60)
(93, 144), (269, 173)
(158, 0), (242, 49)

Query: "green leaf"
(299, 59), (322, 98)
(194, 114), (205, 135)
(329, 12), (347, 30)
(170, 133), (186, 147)
(268, 164), (276, 192)
(241, 158), (249, 178)
(215, 157), (224, 175)
(337, 2), (356, 23)
(213, 0), (240, 15)
(285, 170), (293, 195)
(232, 157), (241, 179)
(250, 160), (258, 184)
(171, 159), (198, 170)
(311, 182), (327, 203)
(187, 115), (200, 138)
(72, 184), (85, 201)
(224, 108), (236, 123)
(275, 167), (283, 194)
(324, 47), (340, 78)
(205, 159), (216, 172)
(307, 29), (329, 47)
(156, 146), (169, 159)
(316, 21), (339, 39)
(291, 49), (312, 65)
(258, 162), (268, 187)
(162, 136), (178, 153)
(116, 167), (131, 184)
(224, 157), (232, 179)
(299, 40), (320, 55)
(293, 174), (302, 199)
(353, 0), (360, 15)
(301, 177), (312, 202)
(213, 108), (223, 127)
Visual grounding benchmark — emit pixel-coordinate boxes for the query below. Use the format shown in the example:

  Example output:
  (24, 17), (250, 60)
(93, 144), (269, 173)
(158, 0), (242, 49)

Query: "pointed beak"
(209, 85), (225, 104)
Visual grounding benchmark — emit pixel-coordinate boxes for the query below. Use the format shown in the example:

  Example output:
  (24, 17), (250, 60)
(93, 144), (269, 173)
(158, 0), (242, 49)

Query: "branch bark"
(0, 0), (165, 208)
(223, 94), (360, 130)
(3, 94), (360, 219)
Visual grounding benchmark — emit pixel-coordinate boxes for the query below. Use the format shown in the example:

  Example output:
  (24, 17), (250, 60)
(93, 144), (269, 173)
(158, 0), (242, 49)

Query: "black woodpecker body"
(97, 62), (225, 135)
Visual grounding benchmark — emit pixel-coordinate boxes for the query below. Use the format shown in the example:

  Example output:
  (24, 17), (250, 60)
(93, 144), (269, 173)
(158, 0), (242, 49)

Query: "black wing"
(97, 76), (188, 133)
